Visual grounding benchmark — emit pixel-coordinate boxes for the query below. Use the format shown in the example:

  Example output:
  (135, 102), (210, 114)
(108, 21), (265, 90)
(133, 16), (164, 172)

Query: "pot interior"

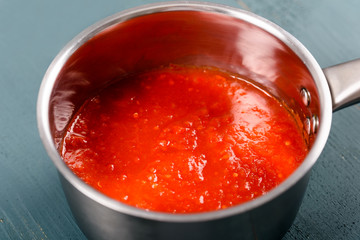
(48, 9), (321, 185)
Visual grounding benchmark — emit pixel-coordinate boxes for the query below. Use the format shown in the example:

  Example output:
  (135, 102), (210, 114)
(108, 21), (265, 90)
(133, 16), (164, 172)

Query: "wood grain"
(0, 0), (359, 239)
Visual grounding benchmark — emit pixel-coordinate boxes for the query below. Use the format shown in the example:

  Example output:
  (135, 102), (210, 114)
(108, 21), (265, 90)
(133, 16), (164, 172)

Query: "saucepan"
(37, 2), (360, 239)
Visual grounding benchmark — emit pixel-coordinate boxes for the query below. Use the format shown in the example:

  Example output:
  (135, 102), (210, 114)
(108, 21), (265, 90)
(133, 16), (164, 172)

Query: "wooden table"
(1, 0), (359, 239)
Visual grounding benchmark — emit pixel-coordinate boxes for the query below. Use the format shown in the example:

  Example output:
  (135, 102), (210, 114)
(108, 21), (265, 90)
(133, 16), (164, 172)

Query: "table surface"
(1, 0), (360, 239)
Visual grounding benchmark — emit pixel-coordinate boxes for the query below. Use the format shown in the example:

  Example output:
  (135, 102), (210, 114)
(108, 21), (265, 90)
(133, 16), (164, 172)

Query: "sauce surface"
(61, 65), (308, 213)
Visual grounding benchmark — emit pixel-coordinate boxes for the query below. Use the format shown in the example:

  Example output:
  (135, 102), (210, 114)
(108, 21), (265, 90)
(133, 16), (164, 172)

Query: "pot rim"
(37, 1), (333, 222)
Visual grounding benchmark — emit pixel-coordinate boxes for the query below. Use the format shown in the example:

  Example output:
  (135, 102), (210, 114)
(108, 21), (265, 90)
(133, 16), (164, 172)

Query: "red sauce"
(60, 65), (308, 213)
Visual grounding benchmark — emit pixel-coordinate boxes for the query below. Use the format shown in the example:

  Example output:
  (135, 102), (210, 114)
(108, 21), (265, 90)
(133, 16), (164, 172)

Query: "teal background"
(0, 0), (359, 239)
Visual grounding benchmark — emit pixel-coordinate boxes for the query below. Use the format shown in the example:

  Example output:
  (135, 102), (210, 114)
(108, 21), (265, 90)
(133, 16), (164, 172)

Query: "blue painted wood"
(0, 0), (359, 239)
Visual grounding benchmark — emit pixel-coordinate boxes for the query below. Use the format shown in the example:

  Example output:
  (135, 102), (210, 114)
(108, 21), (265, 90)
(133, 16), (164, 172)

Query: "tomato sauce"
(60, 65), (308, 213)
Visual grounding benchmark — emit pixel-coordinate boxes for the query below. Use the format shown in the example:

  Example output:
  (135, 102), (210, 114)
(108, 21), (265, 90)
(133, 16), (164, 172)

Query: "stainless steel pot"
(37, 2), (360, 240)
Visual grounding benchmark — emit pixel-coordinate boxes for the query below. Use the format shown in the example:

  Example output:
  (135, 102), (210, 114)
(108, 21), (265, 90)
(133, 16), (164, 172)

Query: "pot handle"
(323, 58), (360, 111)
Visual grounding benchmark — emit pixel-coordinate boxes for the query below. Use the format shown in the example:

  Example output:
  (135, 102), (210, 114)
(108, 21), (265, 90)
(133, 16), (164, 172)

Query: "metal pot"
(37, 2), (360, 240)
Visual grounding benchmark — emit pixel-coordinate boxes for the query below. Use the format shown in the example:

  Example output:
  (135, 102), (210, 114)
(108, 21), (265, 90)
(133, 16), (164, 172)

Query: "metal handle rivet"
(311, 115), (319, 134)
(300, 88), (311, 107)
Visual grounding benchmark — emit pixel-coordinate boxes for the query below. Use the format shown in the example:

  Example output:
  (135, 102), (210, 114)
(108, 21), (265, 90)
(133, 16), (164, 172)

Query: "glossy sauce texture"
(61, 65), (308, 213)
